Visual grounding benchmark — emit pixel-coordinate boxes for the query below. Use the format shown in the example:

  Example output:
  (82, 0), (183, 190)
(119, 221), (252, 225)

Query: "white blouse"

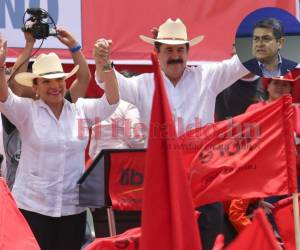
(0, 91), (118, 217)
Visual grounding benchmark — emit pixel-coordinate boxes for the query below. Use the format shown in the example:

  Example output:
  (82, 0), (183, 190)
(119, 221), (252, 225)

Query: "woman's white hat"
(15, 52), (79, 87)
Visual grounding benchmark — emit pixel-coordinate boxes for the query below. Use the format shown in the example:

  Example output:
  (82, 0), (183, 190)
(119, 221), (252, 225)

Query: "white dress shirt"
(0, 91), (118, 217)
(89, 100), (145, 159)
(97, 55), (248, 137)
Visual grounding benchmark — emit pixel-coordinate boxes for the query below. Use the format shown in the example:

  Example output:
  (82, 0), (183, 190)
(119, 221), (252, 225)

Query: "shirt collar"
(258, 53), (282, 69)
(258, 54), (282, 77)
(36, 97), (71, 111)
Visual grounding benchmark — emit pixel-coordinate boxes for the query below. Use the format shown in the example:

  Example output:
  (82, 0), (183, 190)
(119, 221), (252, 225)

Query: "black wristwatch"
(102, 61), (114, 72)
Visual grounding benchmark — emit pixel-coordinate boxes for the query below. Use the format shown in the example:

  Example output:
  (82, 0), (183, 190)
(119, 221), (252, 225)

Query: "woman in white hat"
(0, 39), (119, 250)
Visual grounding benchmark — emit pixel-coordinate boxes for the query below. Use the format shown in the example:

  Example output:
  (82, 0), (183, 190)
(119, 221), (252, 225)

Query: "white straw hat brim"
(139, 35), (204, 46)
(15, 65), (79, 87)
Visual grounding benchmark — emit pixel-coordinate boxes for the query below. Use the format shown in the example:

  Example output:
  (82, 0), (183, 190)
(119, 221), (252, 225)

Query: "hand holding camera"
(56, 28), (78, 49)
(22, 8), (57, 40)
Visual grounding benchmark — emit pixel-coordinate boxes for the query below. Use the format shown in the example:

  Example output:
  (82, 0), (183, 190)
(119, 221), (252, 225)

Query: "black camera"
(22, 8), (57, 40)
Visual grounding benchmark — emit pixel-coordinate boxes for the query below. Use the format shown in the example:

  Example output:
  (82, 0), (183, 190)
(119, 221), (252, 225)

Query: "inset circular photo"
(235, 7), (300, 77)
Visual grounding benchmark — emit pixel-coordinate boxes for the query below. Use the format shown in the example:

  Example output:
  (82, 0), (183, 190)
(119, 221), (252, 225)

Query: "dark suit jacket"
(243, 57), (297, 77)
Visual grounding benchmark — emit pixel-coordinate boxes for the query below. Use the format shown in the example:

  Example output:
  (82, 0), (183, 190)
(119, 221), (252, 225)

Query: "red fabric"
(140, 53), (202, 250)
(245, 101), (266, 112)
(272, 194), (300, 250)
(85, 227), (141, 250)
(180, 96), (297, 206)
(0, 178), (40, 250)
(226, 208), (279, 250)
(295, 106), (300, 136)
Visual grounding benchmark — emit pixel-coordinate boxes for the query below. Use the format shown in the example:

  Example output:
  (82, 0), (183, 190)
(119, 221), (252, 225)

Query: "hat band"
(38, 71), (65, 76)
(157, 37), (187, 41)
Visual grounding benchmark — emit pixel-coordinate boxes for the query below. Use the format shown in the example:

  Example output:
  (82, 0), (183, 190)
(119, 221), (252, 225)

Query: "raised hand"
(56, 27), (78, 49)
(0, 38), (7, 66)
(93, 38), (112, 66)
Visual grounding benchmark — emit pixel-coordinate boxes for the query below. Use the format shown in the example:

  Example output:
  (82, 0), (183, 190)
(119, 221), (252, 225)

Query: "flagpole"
(292, 192), (300, 250)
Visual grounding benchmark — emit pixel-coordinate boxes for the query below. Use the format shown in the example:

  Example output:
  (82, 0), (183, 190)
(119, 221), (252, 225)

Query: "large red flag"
(140, 53), (202, 250)
(272, 195), (300, 250)
(180, 96), (297, 206)
(0, 178), (40, 250)
(226, 208), (280, 250)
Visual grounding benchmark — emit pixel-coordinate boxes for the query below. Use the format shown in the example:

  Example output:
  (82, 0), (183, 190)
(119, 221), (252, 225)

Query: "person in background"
(89, 99), (145, 159)
(89, 70), (145, 160)
(215, 44), (263, 121)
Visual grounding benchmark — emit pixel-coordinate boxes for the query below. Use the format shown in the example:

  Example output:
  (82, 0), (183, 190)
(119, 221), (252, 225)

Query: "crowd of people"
(0, 16), (299, 250)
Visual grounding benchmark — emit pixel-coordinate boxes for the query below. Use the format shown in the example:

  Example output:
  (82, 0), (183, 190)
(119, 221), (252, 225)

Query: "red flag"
(294, 106), (300, 136)
(226, 208), (279, 250)
(140, 53), (202, 250)
(0, 178), (40, 250)
(273, 195), (300, 250)
(85, 227), (141, 250)
(180, 96), (297, 206)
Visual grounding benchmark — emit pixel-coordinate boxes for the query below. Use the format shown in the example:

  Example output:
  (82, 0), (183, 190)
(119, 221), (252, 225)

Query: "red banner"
(109, 151), (145, 211)
(6, 1), (298, 62)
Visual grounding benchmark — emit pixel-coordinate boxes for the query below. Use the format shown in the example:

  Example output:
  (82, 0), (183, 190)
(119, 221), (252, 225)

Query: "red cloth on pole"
(273, 195), (300, 250)
(85, 227), (141, 250)
(226, 208), (279, 250)
(140, 53), (202, 250)
(0, 178), (40, 250)
(180, 96), (297, 206)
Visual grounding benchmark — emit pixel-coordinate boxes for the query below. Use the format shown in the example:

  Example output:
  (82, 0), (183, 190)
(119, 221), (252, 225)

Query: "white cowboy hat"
(140, 18), (204, 46)
(15, 52), (79, 87)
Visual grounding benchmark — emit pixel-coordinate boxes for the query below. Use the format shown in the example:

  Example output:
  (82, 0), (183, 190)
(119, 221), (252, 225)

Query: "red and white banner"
(1, 0), (298, 63)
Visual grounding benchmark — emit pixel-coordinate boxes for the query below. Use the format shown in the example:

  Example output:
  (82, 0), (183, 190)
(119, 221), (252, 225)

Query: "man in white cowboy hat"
(93, 18), (249, 249)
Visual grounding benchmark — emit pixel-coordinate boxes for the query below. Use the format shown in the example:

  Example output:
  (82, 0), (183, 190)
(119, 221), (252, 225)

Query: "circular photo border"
(235, 7), (300, 77)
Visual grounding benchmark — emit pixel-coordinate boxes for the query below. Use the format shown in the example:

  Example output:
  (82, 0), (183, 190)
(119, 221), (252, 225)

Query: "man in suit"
(243, 18), (297, 77)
